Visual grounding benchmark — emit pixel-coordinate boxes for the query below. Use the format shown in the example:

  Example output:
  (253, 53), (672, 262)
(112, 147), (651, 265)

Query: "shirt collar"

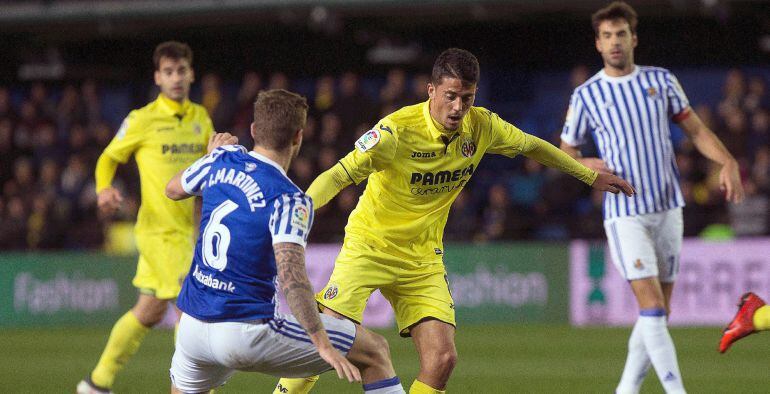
(157, 93), (191, 117)
(422, 99), (465, 140)
(599, 65), (639, 83)
(248, 151), (288, 177)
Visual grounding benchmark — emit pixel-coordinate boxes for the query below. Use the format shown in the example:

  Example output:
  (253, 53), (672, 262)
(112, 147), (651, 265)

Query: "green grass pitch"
(2, 324), (767, 393)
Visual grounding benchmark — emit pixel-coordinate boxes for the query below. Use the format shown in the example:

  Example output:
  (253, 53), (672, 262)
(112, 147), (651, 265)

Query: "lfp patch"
(323, 284), (339, 300)
(291, 204), (310, 232)
(355, 129), (381, 153)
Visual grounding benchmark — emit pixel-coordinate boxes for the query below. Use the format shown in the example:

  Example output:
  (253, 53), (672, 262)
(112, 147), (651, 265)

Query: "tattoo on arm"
(274, 243), (323, 335)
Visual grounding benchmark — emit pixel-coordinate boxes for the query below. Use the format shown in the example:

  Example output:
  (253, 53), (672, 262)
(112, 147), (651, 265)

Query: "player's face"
(595, 19), (637, 72)
(428, 77), (477, 131)
(154, 57), (194, 103)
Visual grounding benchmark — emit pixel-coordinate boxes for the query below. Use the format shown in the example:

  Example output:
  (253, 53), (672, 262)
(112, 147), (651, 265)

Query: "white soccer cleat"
(76, 378), (113, 394)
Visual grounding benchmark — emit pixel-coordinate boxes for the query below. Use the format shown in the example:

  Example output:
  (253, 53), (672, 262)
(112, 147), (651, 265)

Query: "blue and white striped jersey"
(176, 145), (314, 322)
(561, 66), (690, 219)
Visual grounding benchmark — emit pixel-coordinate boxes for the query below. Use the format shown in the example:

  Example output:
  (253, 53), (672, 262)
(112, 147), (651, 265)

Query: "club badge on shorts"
(323, 284), (339, 300)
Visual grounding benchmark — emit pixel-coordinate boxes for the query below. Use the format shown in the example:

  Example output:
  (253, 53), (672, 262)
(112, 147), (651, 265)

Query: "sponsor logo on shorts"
(634, 259), (644, 270)
(323, 284), (339, 300)
(434, 248), (443, 255)
(193, 122), (202, 134)
(275, 384), (288, 393)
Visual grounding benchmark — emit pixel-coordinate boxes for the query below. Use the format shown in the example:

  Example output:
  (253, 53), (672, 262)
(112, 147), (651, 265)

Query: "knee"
(368, 332), (392, 364)
(133, 303), (168, 327)
(422, 347), (458, 375)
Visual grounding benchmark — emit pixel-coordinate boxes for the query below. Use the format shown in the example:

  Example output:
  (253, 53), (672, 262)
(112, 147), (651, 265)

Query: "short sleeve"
(103, 111), (145, 163)
(485, 110), (529, 157)
(181, 145), (244, 195)
(337, 118), (398, 184)
(665, 72), (690, 120)
(560, 90), (591, 147)
(269, 192), (314, 247)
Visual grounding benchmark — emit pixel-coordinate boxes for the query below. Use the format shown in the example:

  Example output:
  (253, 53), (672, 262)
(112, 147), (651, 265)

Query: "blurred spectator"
(474, 184), (512, 242)
(288, 155), (315, 191)
(410, 73), (430, 102)
(445, 189), (477, 242)
(0, 118), (16, 181)
(200, 73), (233, 130)
(29, 82), (56, 121)
(230, 71), (262, 142)
(380, 68), (410, 109)
(728, 179), (768, 236)
(744, 76), (768, 113)
(2, 196), (28, 249)
(319, 112), (343, 147)
(0, 86), (16, 120)
(749, 109), (769, 152)
(81, 79), (103, 126)
(313, 75), (336, 114)
(268, 72), (290, 91)
(334, 72), (376, 136)
(718, 68), (746, 118)
(32, 122), (64, 166)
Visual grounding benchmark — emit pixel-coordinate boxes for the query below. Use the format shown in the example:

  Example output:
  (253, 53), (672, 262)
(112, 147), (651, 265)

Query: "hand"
(720, 160), (744, 203)
(591, 173), (635, 196)
(97, 187), (124, 218)
(578, 157), (612, 174)
(318, 345), (361, 383)
(207, 132), (239, 153)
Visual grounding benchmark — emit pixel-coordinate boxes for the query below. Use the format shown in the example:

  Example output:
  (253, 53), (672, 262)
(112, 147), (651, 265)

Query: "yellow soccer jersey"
(334, 100), (595, 261)
(102, 94), (214, 238)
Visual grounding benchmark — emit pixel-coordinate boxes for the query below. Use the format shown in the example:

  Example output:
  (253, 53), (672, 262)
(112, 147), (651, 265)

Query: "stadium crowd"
(0, 67), (768, 250)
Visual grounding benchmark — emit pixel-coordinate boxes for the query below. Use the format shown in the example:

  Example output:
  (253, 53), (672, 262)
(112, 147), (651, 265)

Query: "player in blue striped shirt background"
(560, 2), (744, 393)
(165, 89), (405, 394)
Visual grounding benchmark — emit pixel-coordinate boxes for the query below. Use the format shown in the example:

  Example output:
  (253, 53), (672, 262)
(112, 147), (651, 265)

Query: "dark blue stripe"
(268, 322), (350, 352)
(363, 376), (401, 391)
(626, 79), (661, 213)
(617, 81), (651, 214)
(605, 81), (637, 216)
(273, 320), (354, 348)
(585, 85), (620, 218)
(283, 320), (356, 341)
(640, 308), (667, 317)
(652, 71), (676, 209)
(637, 72), (665, 212)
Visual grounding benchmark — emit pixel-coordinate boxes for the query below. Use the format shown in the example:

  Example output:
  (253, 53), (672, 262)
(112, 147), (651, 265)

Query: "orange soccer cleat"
(719, 292), (766, 353)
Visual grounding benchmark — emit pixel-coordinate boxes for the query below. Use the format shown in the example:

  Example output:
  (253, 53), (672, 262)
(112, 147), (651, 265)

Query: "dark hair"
(252, 89), (308, 150)
(153, 41), (193, 70)
(592, 1), (638, 36)
(431, 48), (480, 86)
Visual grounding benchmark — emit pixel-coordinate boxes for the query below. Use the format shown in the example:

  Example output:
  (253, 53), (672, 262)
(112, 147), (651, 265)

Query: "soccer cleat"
(719, 292), (766, 353)
(76, 377), (113, 394)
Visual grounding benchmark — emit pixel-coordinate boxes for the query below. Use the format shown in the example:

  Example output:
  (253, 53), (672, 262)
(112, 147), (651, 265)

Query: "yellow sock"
(409, 379), (445, 394)
(753, 305), (770, 331)
(91, 311), (150, 389)
(274, 376), (320, 394)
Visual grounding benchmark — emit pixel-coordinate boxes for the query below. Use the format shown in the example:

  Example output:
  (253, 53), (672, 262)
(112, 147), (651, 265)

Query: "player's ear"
(154, 70), (161, 86)
(595, 37), (602, 53)
(632, 33), (638, 49)
(294, 128), (303, 145)
(427, 83), (436, 100)
(190, 68), (195, 84)
(250, 122), (257, 140)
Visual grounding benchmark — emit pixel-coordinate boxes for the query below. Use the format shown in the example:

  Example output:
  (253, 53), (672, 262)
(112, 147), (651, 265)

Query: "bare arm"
(274, 242), (361, 382)
(678, 110), (744, 203)
(165, 132), (239, 201)
(559, 139), (612, 174)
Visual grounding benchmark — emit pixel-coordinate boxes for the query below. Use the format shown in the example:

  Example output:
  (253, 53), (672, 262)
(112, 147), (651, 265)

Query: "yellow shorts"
(316, 241), (455, 336)
(133, 233), (194, 300)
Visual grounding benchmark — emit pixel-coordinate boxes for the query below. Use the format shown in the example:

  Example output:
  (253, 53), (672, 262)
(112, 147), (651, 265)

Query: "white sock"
(616, 319), (652, 394)
(638, 309), (686, 394)
(363, 377), (405, 394)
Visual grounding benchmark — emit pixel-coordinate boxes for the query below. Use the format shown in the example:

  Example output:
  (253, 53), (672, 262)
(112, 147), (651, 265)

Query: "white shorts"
(170, 312), (357, 393)
(603, 207), (683, 283)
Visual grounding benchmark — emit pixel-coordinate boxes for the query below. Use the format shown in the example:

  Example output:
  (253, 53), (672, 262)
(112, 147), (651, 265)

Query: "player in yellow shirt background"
(275, 48), (634, 394)
(77, 41), (223, 394)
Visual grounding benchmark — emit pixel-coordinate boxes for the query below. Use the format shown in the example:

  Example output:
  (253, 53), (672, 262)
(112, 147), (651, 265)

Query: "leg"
(82, 293), (169, 392)
(720, 292), (767, 353)
(629, 277), (685, 394)
(275, 244), (390, 394)
(410, 319), (457, 392)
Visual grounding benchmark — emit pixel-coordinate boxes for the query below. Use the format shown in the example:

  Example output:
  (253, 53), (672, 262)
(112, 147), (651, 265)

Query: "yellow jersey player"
(77, 41), (220, 394)
(275, 48), (634, 394)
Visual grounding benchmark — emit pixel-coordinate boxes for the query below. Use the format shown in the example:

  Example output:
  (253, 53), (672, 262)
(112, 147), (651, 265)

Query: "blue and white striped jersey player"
(165, 89), (405, 394)
(560, 3), (744, 394)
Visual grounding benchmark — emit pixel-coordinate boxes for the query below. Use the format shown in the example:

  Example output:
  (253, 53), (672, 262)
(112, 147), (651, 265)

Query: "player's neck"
(603, 63), (636, 77)
(252, 146), (291, 171)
